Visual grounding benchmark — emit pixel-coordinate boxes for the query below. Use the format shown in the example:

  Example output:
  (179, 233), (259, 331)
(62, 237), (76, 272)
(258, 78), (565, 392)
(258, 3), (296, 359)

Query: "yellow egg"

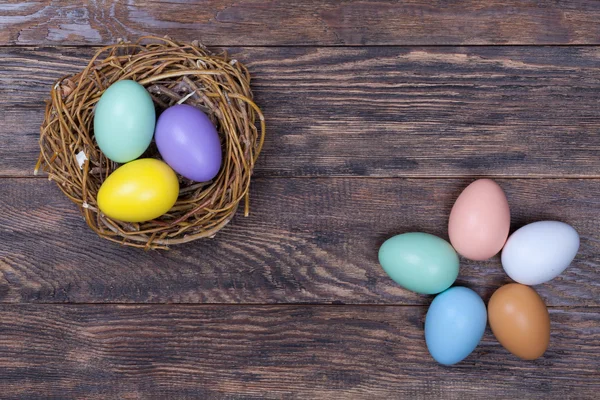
(97, 159), (179, 222)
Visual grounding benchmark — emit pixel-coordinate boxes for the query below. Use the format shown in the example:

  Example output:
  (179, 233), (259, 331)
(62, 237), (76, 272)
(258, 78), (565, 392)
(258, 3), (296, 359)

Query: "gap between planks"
(0, 303), (596, 309)
(7, 175), (600, 180)
(4, 44), (600, 49)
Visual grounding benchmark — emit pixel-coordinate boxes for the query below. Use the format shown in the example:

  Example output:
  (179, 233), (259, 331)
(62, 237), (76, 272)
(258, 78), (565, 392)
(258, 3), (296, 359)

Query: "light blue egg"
(378, 232), (459, 295)
(94, 80), (156, 163)
(425, 286), (487, 365)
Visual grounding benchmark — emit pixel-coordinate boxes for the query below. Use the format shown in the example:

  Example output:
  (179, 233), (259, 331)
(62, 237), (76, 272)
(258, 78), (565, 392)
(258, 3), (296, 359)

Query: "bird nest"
(36, 36), (265, 249)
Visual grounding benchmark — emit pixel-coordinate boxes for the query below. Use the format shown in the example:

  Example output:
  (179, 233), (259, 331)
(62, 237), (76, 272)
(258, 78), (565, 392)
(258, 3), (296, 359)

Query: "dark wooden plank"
(3, 1), (600, 46)
(0, 178), (597, 305)
(2, 46), (600, 178)
(0, 305), (597, 399)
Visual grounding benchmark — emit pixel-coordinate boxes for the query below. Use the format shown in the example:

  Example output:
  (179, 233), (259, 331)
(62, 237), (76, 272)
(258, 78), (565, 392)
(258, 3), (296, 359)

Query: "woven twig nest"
(37, 36), (265, 249)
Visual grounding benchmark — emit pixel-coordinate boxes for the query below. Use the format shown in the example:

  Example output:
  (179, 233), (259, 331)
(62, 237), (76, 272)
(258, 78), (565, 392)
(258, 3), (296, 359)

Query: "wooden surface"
(0, 1), (599, 399)
(3, 1), (600, 46)
(0, 305), (598, 399)
(3, 46), (600, 178)
(1, 178), (599, 306)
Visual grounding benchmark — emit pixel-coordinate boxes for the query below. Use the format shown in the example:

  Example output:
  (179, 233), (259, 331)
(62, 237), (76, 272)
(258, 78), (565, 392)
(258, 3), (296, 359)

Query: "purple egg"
(155, 104), (222, 182)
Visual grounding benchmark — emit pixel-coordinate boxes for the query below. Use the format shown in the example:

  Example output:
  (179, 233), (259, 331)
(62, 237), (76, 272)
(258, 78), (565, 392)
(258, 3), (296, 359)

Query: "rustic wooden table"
(1, 1), (599, 399)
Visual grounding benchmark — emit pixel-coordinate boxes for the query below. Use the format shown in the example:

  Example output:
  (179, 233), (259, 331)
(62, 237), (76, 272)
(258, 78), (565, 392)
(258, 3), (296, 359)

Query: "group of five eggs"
(379, 179), (579, 365)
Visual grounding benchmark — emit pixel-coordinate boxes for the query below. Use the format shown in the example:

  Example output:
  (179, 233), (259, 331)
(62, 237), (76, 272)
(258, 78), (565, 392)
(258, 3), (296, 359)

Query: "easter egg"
(155, 104), (222, 182)
(488, 283), (550, 360)
(378, 233), (459, 294)
(94, 80), (156, 163)
(448, 179), (510, 260)
(425, 287), (487, 365)
(97, 159), (179, 222)
(501, 221), (579, 285)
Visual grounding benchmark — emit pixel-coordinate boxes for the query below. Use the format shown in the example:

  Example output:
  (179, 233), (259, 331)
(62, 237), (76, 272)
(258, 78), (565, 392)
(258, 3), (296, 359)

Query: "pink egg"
(448, 179), (510, 261)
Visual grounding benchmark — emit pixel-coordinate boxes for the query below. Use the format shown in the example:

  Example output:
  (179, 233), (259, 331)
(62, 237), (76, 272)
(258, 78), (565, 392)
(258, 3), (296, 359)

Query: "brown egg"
(488, 283), (550, 360)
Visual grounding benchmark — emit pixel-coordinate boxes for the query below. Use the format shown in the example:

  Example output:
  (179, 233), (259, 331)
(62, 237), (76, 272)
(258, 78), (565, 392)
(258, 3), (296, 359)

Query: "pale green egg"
(378, 232), (459, 294)
(93, 80), (156, 163)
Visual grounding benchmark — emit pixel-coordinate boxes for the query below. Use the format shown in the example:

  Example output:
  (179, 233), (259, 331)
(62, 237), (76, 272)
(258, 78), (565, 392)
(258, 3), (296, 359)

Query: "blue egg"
(425, 286), (487, 365)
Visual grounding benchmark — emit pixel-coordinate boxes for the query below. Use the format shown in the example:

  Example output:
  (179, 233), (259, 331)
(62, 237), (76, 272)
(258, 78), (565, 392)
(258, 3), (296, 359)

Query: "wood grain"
(2, 46), (600, 178)
(2, 2), (599, 395)
(0, 304), (597, 399)
(3, 1), (600, 46)
(1, 178), (597, 306)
